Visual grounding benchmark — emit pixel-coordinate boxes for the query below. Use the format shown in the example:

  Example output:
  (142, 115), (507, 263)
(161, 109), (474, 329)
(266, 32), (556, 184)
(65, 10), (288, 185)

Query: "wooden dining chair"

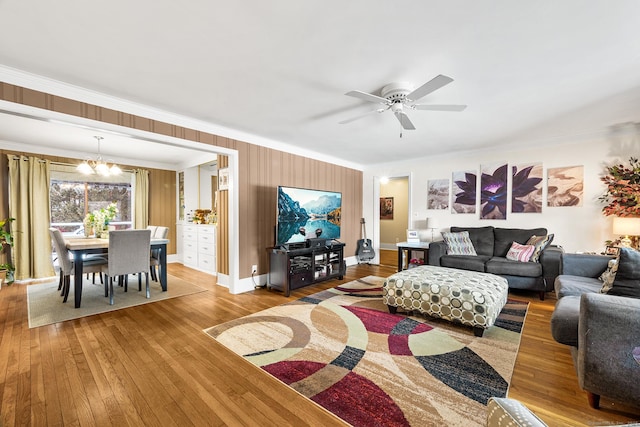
(48, 228), (107, 303)
(102, 229), (151, 305)
(149, 226), (169, 282)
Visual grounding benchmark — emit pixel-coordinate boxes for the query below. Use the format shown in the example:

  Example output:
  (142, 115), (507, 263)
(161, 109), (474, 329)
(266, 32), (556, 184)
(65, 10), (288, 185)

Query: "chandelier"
(77, 136), (122, 176)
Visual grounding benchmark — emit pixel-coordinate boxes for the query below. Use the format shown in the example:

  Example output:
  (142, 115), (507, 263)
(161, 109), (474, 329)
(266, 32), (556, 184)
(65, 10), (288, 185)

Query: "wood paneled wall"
(0, 149), (177, 255)
(217, 155), (229, 275)
(0, 82), (363, 278)
(147, 168), (177, 254)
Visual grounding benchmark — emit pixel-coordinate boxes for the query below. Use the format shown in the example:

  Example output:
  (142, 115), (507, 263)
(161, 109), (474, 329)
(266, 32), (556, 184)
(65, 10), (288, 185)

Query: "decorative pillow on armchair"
(526, 234), (554, 262)
(506, 242), (535, 262)
(599, 257), (619, 294)
(442, 231), (477, 255)
(607, 247), (640, 298)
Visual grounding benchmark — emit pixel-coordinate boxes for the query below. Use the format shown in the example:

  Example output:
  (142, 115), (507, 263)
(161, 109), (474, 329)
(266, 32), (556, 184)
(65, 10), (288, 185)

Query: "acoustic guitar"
(355, 218), (375, 263)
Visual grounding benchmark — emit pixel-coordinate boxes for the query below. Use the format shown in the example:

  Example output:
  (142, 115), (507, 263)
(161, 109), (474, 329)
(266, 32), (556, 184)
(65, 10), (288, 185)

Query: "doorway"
(378, 176), (410, 267)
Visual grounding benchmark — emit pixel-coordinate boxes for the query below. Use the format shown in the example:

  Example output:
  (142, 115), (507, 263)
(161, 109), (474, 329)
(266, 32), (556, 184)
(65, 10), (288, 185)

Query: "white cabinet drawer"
(198, 226), (216, 235)
(183, 231), (197, 241)
(199, 243), (215, 256)
(198, 230), (215, 244)
(183, 251), (198, 266)
(198, 254), (216, 271)
(183, 225), (197, 233)
(183, 240), (197, 253)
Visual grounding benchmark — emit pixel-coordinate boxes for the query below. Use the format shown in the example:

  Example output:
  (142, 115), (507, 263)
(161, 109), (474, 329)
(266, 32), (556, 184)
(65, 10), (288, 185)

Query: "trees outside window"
(50, 171), (132, 233)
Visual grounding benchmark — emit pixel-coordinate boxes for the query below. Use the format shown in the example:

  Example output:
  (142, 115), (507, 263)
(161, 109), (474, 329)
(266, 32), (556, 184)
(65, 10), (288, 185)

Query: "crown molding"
(0, 65), (363, 171)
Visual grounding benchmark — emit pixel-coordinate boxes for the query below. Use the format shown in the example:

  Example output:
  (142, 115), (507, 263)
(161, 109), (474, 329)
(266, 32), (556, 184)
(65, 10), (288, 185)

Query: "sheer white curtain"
(134, 168), (149, 229)
(7, 155), (56, 280)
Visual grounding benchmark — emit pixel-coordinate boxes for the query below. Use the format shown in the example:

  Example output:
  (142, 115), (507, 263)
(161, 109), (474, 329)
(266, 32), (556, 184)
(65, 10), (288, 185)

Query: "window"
(49, 165), (133, 234)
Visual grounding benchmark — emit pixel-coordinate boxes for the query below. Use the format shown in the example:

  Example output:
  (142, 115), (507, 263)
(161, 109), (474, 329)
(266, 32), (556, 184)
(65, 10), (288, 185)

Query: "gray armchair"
(574, 292), (640, 409)
(551, 252), (640, 409)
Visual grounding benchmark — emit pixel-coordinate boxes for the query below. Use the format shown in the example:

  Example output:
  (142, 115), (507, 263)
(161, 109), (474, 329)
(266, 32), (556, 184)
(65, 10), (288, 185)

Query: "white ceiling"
(1, 1), (639, 168)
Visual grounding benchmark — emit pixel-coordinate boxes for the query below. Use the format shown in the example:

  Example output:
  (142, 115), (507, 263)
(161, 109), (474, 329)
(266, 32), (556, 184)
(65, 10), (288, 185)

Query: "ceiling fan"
(339, 74), (466, 130)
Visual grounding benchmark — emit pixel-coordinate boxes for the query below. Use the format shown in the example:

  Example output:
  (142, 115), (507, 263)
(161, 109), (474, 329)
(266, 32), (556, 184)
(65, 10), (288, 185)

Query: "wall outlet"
(251, 265), (258, 274)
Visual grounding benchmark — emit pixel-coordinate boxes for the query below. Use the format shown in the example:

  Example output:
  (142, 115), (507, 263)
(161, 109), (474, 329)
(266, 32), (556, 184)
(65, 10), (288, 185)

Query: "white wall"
(363, 130), (640, 255)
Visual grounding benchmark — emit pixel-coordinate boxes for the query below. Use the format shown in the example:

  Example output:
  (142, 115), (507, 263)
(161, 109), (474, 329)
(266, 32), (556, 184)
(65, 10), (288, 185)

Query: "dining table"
(65, 237), (170, 308)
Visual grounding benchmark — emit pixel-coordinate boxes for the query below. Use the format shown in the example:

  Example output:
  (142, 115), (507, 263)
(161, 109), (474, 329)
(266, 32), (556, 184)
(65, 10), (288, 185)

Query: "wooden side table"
(396, 241), (430, 271)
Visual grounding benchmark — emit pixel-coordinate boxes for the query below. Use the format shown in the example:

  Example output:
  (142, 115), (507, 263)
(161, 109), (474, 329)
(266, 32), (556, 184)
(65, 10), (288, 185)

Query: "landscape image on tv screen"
(276, 186), (342, 246)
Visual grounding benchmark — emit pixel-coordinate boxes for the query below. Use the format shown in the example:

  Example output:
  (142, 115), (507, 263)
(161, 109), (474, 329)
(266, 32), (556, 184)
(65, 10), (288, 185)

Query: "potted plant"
(600, 157), (640, 249)
(0, 217), (15, 285)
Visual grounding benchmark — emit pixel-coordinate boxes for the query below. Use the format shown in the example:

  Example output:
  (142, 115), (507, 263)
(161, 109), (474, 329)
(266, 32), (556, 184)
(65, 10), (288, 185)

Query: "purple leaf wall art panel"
(480, 163), (508, 220)
(547, 166), (584, 207)
(512, 163), (543, 213)
(427, 179), (449, 210)
(452, 170), (477, 214)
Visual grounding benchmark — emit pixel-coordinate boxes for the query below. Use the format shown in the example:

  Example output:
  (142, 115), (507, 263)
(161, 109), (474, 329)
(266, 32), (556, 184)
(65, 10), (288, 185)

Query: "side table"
(396, 241), (430, 271)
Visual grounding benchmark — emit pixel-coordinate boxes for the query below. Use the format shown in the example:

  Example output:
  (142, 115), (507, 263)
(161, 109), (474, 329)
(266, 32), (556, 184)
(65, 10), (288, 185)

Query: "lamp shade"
(426, 217), (439, 229)
(612, 217), (640, 236)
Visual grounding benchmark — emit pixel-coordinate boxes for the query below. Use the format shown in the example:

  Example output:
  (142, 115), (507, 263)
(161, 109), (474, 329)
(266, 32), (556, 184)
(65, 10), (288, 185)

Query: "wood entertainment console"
(267, 242), (346, 296)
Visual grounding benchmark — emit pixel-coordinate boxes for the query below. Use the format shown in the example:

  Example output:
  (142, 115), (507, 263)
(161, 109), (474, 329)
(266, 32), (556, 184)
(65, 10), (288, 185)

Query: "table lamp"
(426, 217), (439, 242)
(612, 216), (640, 248)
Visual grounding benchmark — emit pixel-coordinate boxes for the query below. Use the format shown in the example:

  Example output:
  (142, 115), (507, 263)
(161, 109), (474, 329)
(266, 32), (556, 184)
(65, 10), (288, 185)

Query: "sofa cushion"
(506, 242), (535, 262)
(486, 257), (542, 277)
(608, 247), (640, 298)
(554, 275), (603, 298)
(440, 254), (490, 272)
(441, 231), (477, 255)
(451, 226), (494, 257)
(599, 257), (619, 294)
(493, 227), (547, 257)
(526, 234), (554, 262)
(550, 295), (581, 347)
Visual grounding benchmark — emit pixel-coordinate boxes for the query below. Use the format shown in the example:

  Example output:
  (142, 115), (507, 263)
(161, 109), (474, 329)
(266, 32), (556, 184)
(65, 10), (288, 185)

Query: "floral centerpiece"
(84, 202), (118, 238)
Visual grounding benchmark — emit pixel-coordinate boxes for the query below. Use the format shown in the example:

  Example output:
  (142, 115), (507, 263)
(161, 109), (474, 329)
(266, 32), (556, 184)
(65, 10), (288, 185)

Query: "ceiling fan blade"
(406, 75), (454, 102)
(413, 104), (467, 112)
(345, 90), (389, 104)
(338, 107), (387, 124)
(394, 111), (416, 130)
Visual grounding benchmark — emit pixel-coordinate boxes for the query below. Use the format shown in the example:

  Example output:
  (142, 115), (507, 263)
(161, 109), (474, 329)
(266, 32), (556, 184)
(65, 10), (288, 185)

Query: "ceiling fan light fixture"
(340, 74), (466, 131)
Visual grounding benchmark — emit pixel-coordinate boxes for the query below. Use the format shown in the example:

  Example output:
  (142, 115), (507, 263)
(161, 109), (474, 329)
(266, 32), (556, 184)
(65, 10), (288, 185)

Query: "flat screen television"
(276, 186), (342, 247)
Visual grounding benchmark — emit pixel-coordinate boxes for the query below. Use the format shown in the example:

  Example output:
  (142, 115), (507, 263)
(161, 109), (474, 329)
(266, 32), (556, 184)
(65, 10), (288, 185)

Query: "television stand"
(267, 242), (346, 297)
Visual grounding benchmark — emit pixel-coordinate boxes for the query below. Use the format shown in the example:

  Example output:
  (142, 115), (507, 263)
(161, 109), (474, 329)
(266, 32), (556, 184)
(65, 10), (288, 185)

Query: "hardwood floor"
(1, 262), (639, 426)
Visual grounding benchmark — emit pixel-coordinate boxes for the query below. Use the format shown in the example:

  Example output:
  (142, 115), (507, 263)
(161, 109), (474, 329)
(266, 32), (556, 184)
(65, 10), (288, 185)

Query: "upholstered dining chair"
(49, 228), (107, 303)
(148, 226), (169, 282)
(101, 229), (151, 305)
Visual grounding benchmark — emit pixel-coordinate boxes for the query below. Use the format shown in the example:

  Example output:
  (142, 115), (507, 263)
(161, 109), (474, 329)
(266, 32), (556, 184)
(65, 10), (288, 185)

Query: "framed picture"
(380, 197), (394, 220)
(218, 168), (229, 190)
(605, 246), (620, 256)
(406, 229), (419, 243)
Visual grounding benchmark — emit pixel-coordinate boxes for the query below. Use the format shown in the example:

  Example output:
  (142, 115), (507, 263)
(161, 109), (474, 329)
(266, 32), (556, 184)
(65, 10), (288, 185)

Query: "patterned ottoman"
(382, 265), (508, 337)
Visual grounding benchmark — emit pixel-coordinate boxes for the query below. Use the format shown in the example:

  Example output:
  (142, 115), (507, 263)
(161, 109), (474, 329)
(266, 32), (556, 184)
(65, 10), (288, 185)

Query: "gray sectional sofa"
(550, 251), (640, 410)
(428, 226), (563, 299)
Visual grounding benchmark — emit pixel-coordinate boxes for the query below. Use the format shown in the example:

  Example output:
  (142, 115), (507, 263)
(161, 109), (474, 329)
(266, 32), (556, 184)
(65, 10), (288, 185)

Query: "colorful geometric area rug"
(204, 275), (528, 426)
